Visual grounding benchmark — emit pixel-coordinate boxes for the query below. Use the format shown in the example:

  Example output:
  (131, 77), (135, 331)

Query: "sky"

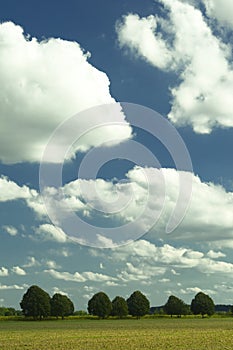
(0, 0), (233, 310)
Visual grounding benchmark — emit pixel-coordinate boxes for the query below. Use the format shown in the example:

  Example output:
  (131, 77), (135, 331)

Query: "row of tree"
(88, 291), (215, 319)
(20, 285), (74, 320)
(164, 293), (215, 318)
(88, 290), (150, 318)
(19, 285), (217, 319)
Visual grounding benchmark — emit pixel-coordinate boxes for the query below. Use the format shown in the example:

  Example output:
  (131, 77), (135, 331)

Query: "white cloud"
(12, 266), (26, 276)
(49, 248), (72, 258)
(116, 0), (233, 133)
(83, 285), (95, 292)
(0, 284), (28, 290)
(35, 166), (233, 247)
(23, 256), (39, 268)
(159, 278), (170, 283)
(45, 269), (86, 282)
(2, 225), (18, 236)
(45, 260), (60, 269)
(0, 267), (9, 276)
(180, 286), (217, 295)
(45, 269), (117, 283)
(202, 0), (233, 27)
(116, 14), (172, 70)
(52, 287), (68, 296)
(207, 250), (226, 259)
(35, 224), (67, 243)
(82, 271), (117, 282)
(0, 176), (35, 202)
(0, 22), (132, 164)
(118, 262), (166, 282)
(105, 281), (119, 287)
(91, 239), (233, 284)
(3, 166), (233, 248)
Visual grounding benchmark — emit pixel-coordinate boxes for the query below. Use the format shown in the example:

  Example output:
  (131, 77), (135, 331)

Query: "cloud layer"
(1, 167), (233, 248)
(35, 167), (233, 247)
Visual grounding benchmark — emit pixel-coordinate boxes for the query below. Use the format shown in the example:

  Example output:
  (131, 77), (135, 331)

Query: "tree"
(164, 295), (189, 317)
(88, 292), (112, 318)
(51, 293), (74, 319)
(0, 307), (13, 316)
(111, 296), (128, 318)
(4, 307), (17, 316)
(127, 291), (150, 318)
(191, 292), (215, 318)
(20, 285), (51, 320)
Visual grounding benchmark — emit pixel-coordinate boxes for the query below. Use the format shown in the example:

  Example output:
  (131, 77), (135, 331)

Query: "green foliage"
(88, 292), (112, 318)
(164, 295), (189, 317)
(20, 285), (51, 320)
(50, 293), (74, 319)
(191, 292), (215, 317)
(73, 310), (88, 316)
(0, 307), (19, 316)
(111, 296), (128, 318)
(127, 291), (150, 318)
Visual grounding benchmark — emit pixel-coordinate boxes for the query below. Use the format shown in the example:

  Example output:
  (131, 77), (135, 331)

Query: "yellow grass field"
(0, 317), (232, 350)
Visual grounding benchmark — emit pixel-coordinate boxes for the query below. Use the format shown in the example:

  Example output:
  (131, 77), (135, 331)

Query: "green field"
(0, 318), (232, 350)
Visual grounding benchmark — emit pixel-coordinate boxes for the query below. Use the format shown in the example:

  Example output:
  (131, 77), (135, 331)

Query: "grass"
(0, 317), (232, 349)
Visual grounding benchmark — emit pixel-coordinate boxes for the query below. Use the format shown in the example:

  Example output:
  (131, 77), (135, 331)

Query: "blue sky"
(0, 0), (233, 310)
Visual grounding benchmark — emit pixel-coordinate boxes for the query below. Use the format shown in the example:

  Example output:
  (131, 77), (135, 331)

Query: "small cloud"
(180, 287), (217, 295)
(0, 267), (8, 276)
(52, 287), (68, 296)
(0, 176), (34, 201)
(105, 281), (119, 287)
(2, 225), (18, 236)
(23, 256), (39, 268)
(0, 284), (28, 290)
(44, 269), (86, 282)
(207, 250), (226, 259)
(84, 285), (95, 292)
(45, 269), (117, 283)
(158, 278), (170, 283)
(45, 260), (60, 269)
(12, 266), (26, 276)
(35, 224), (67, 243)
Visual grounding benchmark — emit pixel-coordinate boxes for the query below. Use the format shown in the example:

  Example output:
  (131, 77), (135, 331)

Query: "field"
(0, 317), (232, 350)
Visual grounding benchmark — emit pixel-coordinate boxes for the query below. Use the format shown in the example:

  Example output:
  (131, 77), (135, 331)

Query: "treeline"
(0, 307), (22, 317)
(1, 285), (233, 320)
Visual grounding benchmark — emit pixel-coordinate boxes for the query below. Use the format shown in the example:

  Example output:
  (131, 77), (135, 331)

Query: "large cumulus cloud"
(0, 22), (132, 164)
(116, 0), (233, 133)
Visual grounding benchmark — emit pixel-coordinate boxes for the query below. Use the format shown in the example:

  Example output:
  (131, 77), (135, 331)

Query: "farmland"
(0, 317), (232, 350)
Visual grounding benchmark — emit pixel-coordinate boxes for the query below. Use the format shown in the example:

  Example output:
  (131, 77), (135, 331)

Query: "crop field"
(0, 317), (232, 350)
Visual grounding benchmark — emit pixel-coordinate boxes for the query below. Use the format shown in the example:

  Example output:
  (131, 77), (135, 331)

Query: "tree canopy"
(51, 293), (74, 319)
(88, 292), (112, 318)
(111, 296), (128, 318)
(20, 285), (51, 320)
(191, 292), (215, 317)
(164, 295), (189, 317)
(127, 291), (150, 318)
